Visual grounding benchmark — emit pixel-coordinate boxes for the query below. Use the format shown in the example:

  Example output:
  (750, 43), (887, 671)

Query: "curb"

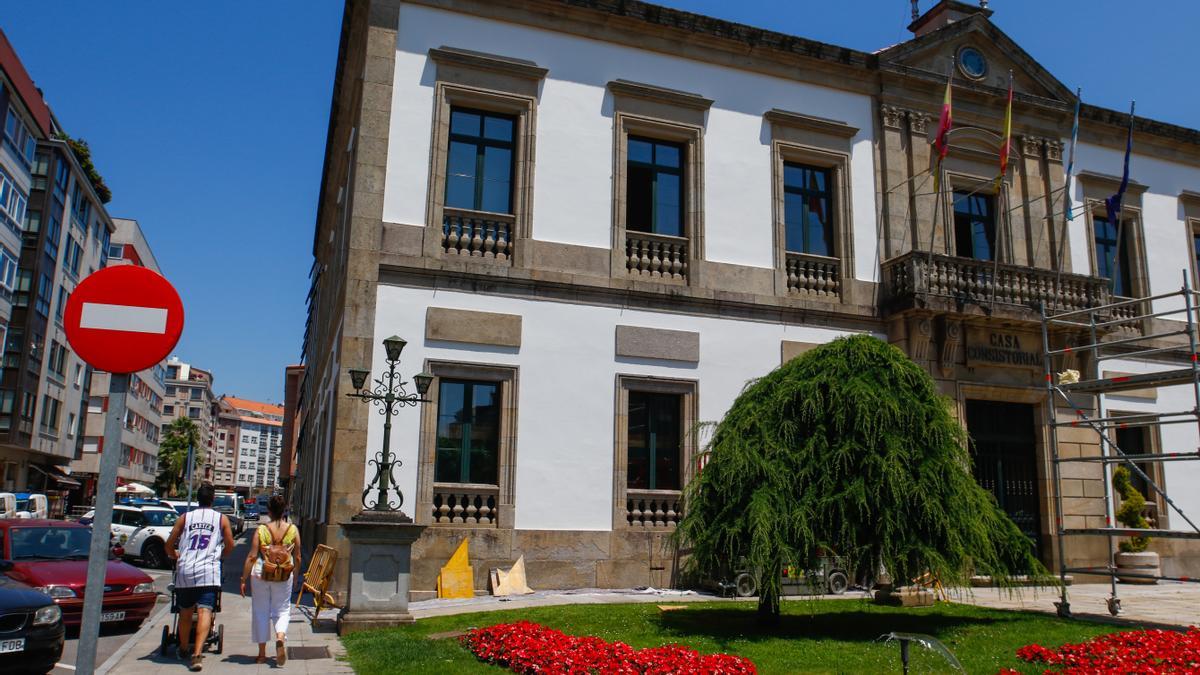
(95, 598), (172, 675)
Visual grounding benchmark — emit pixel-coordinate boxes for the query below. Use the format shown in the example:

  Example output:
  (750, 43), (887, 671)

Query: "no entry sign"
(64, 266), (184, 374)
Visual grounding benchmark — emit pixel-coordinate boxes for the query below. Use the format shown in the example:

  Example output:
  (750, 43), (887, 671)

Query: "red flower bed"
(461, 620), (757, 674)
(1012, 627), (1200, 674)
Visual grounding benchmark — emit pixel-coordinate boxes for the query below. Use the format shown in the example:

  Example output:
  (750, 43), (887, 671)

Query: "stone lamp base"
(337, 510), (427, 635)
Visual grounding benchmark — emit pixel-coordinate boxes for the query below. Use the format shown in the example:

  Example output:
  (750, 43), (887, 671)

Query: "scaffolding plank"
(1055, 452), (1200, 464)
(1058, 368), (1196, 394)
(1060, 528), (1200, 539)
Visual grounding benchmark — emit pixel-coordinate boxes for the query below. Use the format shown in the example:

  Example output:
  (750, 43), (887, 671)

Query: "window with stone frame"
(424, 47), (545, 267)
(953, 190), (998, 261)
(765, 109), (856, 300)
(1111, 414), (1167, 529)
(614, 376), (696, 529)
(608, 80), (710, 285)
(417, 362), (518, 528)
(1092, 214), (1134, 297)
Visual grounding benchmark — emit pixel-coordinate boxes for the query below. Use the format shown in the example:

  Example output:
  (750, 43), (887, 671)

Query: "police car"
(81, 505), (178, 569)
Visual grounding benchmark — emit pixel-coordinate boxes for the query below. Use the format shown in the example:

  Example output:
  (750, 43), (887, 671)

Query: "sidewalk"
(97, 589), (351, 675)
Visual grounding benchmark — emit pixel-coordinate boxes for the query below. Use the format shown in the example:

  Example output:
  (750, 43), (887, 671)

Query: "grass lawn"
(341, 598), (1142, 674)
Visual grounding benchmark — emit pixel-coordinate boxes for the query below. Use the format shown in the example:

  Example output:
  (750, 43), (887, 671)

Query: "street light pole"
(345, 336), (432, 512)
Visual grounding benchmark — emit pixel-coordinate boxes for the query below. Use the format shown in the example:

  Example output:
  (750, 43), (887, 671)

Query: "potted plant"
(1112, 465), (1159, 584)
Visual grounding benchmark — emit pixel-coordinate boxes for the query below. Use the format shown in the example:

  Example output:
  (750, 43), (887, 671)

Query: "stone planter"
(1114, 550), (1160, 584)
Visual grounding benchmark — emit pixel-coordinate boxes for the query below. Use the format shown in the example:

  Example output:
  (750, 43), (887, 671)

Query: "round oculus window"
(957, 46), (987, 80)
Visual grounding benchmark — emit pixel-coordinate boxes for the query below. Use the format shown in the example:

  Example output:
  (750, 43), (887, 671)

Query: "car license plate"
(100, 611), (125, 622)
(0, 638), (24, 653)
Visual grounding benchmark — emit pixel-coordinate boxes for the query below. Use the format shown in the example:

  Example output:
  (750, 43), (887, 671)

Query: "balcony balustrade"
(626, 231), (688, 281)
(882, 251), (1110, 316)
(432, 483), (499, 527)
(785, 252), (840, 297)
(442, 208), (514, 262)
(626, 489), (682, 528)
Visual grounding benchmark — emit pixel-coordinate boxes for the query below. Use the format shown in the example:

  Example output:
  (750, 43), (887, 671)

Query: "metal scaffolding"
(1041, 271), (1200, 617)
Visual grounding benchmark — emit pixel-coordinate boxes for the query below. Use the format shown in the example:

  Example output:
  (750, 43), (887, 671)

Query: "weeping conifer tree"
(675, 334), (1047, 619)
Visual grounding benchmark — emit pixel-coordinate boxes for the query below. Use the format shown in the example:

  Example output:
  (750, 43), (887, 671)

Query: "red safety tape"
(1113, 376), (1130, 383)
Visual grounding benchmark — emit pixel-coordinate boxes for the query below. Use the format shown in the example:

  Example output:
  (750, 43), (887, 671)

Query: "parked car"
(14, 494), (48, 520)
(0, 572), (64, 673)
(0, 520), (157, 629)
(80, 505), (177, 569)
(213, 492), (243, 536)
(243, 503), (260, 522)
(0, 494), (15, 519)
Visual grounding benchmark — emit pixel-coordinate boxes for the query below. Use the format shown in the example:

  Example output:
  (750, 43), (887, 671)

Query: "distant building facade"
(70, 218), (166, 498)
(162, 357), (217, 482)
(216, 395), (284, 496)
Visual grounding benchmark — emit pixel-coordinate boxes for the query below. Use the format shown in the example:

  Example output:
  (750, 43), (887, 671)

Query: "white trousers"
(249, 575), (292, 644)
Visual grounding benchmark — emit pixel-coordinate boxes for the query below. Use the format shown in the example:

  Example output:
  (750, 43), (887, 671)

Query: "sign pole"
(76, 372), (129, 675)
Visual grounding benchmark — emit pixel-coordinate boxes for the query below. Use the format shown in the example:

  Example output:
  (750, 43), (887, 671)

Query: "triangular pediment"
(878, 14), (1074, 104)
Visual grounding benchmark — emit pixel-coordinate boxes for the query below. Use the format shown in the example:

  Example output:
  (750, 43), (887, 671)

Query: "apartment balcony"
(881, 251), (1111, 322)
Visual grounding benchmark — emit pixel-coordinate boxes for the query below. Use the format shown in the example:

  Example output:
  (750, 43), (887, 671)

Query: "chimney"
(908, 0), (993, 37)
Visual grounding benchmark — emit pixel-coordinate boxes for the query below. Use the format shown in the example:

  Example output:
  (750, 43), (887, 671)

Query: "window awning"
(30, 464), (82, 488)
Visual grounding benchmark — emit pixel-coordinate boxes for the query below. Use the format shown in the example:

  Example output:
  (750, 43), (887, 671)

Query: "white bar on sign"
(79, 302), (169, 334)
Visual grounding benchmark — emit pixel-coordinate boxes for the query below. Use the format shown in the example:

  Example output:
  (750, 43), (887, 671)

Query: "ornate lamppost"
(345, 335), (433, 513)
(337, 335), (431, 634)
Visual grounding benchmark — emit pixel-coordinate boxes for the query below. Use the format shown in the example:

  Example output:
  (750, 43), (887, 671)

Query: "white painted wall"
(385, 3), (880, 280)
(368, 283), (870, 531)
(1102, 358), (1200, 531)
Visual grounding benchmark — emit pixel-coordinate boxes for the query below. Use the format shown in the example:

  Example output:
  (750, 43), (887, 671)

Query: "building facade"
(162, 357), (217, 483)
(215, 395), (284, 496)
(70, 218), (166, 498)
(280, 364), (304, 500)
(298, 0), (1200, 599)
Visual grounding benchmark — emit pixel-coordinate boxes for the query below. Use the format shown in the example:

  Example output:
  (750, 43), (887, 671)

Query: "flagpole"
(1109, 100), (1136, 299)
(927, 56), (954, 272)
(990, 71), (1014, 309)
(1055, 88), (1081, 294)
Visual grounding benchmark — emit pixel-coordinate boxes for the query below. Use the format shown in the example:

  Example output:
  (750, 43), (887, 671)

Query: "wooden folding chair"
(298, 544), (340, 626)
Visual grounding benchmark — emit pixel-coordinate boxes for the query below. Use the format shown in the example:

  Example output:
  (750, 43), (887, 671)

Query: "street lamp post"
(345, 335), (432, 513)
(336, 335), (431, 634)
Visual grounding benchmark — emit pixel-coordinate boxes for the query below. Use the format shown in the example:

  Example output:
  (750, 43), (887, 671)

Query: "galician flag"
(995, 72), (1013, 190)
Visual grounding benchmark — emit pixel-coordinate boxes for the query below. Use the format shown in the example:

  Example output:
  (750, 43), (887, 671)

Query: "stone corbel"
(937, 316), (962, 375)
(1044, 139), (1063, 162)
(907, 316), (934, 363)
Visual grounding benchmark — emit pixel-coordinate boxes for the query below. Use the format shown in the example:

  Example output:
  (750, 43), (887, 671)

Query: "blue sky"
(3, 1), (1196, 403)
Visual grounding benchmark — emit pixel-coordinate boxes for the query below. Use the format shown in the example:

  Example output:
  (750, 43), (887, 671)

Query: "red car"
(0, 520), (158, 629)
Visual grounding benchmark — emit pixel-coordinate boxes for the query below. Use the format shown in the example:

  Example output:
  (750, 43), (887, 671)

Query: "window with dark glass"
(1094, 215), (1133, 296)
(34, 274), (51, 317)
(444, 108), (515, 214)
(434, 379), (500, 485)
(627, 391), (681, 491)
(783, 163), (833, 256)
(627, 137), (683, 237)
(953, 191), (996, 260)
(1194, 230), (1200, 287)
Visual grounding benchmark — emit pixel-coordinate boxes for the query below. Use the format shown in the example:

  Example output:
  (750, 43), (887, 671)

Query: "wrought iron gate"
(965, 400), (1043, 559)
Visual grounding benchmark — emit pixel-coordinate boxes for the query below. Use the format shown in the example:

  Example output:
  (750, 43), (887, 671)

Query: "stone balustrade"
(626, 489), (682, 528)
(442, 208), (514, 261)
(882, 251), (1110, 315)
(626, 231), (688, 281)
(785, 252), (841, 297)
(432, 483), (500, 526)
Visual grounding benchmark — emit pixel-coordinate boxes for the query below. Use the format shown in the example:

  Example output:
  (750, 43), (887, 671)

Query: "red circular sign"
(64, 266), (184, 374)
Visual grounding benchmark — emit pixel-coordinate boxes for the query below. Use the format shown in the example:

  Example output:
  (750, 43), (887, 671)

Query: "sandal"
(256, 655), (267, 664)
(276, 639), (286, 666)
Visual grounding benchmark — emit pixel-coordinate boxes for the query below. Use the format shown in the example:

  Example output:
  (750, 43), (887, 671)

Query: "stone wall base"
(409, 526), (680, 597)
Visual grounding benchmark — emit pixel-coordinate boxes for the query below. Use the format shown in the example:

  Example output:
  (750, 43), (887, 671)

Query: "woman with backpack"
(240, 495), (301, 665)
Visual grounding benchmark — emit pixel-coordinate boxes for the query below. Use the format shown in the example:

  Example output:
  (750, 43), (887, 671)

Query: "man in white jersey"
(166, 483), (235, 671)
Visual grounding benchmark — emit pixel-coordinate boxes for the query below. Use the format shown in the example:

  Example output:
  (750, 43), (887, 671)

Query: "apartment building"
(162, 356), (217, 482)
(215, 395), (284, 496)
(70, 218), (166, 499)
(298, 0), (1200, 597)
(0, 29), (47, 490)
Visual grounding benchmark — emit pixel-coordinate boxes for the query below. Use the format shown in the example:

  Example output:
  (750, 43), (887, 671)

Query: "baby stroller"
(159, 570), (225, 657)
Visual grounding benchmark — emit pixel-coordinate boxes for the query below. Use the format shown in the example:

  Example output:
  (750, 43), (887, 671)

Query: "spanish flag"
(996, 72), (1013, 190)
(933, 68), (953, 160)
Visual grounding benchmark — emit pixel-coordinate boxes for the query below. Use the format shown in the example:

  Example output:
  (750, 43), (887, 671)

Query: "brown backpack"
(260, 523), (294, 582)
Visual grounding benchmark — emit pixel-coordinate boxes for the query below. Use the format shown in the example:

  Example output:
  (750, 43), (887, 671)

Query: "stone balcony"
(881, 250), (1113, 322)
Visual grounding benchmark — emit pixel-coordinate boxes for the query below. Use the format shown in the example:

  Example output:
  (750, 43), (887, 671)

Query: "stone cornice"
(1076, 170), (1149, 196)
(1179, 190), (1200, 205)
(429, 46), (548, 81)
(764, 108), (858, 138)
(606, 79), (713, 111)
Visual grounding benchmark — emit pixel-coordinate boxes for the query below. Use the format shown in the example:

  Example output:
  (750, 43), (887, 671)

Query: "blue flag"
(1104, 101), (1135, 228)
